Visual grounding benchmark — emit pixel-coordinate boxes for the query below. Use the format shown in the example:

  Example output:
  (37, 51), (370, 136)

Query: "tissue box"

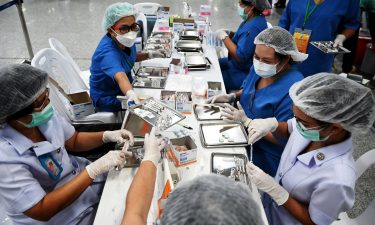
(176, 91), (192, 114)
(207, 81), (222, 98)
(160, 90), (176, 109)
(167, 136), (197, 167)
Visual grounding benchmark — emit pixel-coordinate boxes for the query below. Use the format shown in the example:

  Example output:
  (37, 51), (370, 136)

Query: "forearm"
(282, 197), (316, 225)
(122, 161), (157, 225)
(273, 121), (289, 140)
(223, 37), (240, 62)
(24, 170), (93, 221)
(341, 29), (356, 39)
(115, 72), (133, 94)
(235, 89), (243, 99)
(136, 52), (149, 62)
(68, 132), (105, 152)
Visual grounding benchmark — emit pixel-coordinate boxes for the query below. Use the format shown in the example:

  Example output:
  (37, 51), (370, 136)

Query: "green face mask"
(237, 5), (248, 20)
(24, 103), (54, 128)
(296, 120), (330, 142)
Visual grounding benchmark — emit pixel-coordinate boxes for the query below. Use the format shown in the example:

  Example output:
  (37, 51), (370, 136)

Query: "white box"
(160, 90), (176, 109)
(167, 136), (197, 167)
(207, 81), (222, 98)
(176, 91), (192, 114)
(66, 92), (95, 119)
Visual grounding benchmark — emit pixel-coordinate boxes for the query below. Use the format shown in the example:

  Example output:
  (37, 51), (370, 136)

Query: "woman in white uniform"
(0, 64), (137, 224)
(245, 73), (375, 225)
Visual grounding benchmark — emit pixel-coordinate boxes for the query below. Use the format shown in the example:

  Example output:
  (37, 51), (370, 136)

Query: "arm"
(341, 28), (356, 39)
(136, 52), (149, 62)
(115, 72), (133, 94)
(122, 162), (157, 225)
(223, 37), (241, 62)
(282, 197), (316, 225)
(25, 170), (93, 221)
(65, 131), (104, 152)
(278, 0), (291, 29)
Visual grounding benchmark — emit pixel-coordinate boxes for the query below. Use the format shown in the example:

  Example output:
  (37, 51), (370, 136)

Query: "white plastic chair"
(31, 48), (118, 124)
(48, 38), (90, 89)
(332, 149), (375, 225)
(136, 12), (148, 48)
(134, 2), (161, 16)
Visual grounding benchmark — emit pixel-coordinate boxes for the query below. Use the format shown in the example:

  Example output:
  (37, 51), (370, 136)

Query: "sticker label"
(293, 28), (312, 54)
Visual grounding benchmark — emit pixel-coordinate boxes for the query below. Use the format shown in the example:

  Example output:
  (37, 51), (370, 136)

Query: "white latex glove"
(333, 34), (346, 48)
(102, 129), (135, 146)
(221, 101), (252, 127)
(247, 162), (289, 206)
(205, 93), (236, 104)
(126, 89), (140, 105)
(86, 151), (126, 179)
(148, 49), (167, 58)
(215, 28), (229, 41)
(142, 127), (166, 167)
(247, 117), (278, 144)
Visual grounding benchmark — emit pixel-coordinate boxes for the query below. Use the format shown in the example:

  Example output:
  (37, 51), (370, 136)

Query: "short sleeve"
(274, 94), (294, 122)
(56, 113), (75, 141)
(287, 118), (295, 134)
(235, 29), (258, 63)
(342, 0), (360, 30)
(100, 50), (128, 80)
(0, 163), (46, 213)
(309, 182), (355, 225)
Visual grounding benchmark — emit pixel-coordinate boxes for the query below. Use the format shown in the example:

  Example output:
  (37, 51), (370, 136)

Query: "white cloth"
(263, 118), (356, 225)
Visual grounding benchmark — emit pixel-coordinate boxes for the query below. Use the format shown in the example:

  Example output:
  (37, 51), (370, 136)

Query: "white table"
(94, 44), (268, 225)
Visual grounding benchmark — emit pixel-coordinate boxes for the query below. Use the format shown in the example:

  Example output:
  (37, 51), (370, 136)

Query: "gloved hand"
(333, 34), (346, 48)
(148, 49), (167, 58)
(142, 127), (166, 167)
(215, 28), (229, 41)
(102, 129), (135, 146)
(221, 101), (252, 127)
(247, 162), (289, 206)
(86, 151), (126, 179)
(126, 89), (140, 105)
(205, 93), (236, 104)
(247, 117), (278, 144)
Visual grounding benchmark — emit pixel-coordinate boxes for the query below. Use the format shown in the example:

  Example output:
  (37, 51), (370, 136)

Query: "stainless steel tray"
(132, 76), (167, 89)
(136, 66), (169, 77)
(184, 53), (211, 70)
(311, 41), (351, 54)
(175, 40), (202, 52)
(193, 104), (225, 121)
(199, 122), (248, 148)
(128, 98), (186, 131)
(180, 29), (200, 41)
(211, 153), (251, 186)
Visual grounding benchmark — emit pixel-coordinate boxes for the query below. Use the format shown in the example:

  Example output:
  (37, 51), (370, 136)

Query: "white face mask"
(112, 29), (138, 47)
(253, 58), (278, 78)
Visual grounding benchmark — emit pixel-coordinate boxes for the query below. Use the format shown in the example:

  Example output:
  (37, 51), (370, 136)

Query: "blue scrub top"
(220, 16), (267, 91)
(90, 34), (137, 112)
(279, 0), (359, 77)
(240, 67), (304, 176)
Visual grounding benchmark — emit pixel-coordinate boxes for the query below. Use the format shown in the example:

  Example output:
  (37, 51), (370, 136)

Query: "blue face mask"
(23, 103), (54, 128)
(296, 120), (330, 142)
(237, 5), (248, 20)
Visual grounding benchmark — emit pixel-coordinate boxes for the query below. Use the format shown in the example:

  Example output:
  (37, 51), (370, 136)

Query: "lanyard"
(303, 0), (319, 30)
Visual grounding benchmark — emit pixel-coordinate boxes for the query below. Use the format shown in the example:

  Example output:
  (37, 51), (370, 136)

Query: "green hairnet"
(0, 64), (48, 125)
(102, 2), (138, 31)
(289, 73), (375, 133)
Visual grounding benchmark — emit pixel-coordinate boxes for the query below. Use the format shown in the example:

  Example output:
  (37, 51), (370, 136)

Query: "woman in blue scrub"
(279, 0), (360, 77)
(215, 0), (270, 92)
(246, 74), (375, 225)
(0, 64), (138, 225)
(209, 27), (308, 176)
(90, 2), (166, 112)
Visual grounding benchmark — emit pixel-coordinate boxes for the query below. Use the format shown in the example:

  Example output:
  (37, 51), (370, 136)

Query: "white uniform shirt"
(263, 118), (356, 225)
(0, 113), (105, 225)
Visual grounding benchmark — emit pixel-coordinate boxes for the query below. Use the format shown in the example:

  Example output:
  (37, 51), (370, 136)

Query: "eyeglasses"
(113, 23), (140, 34)
(294, 115), (329, 131)
(33, 88), (50, 112)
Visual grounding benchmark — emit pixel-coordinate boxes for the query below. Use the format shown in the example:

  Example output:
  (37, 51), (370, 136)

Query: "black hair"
(241, 0), (264, 16)
(7, 103), (34, 121)
(275, 52), (295, 65)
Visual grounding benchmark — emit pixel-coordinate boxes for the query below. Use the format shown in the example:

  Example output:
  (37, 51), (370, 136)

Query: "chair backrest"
(31, 48), (87, 94)
(136, 12), (148, 47)
(355, 149), (375, 179)
(134, 2), (161, 16)
(49, 38), (81, 74)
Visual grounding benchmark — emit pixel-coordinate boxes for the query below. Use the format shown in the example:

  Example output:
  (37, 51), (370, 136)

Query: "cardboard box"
(160, 90), (176, 109)
(176, 91), (192, 114)
(67, 91), (95, 119)
(167, 136), (197, 167)
(207, 81), (222, 98)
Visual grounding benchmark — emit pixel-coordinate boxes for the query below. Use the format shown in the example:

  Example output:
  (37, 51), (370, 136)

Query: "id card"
(38, 153), (63, 180)
(293, 28), (312, 54)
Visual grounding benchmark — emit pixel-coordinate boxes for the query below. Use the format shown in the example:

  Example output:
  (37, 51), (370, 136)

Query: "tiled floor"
(0, 0), (374, 223)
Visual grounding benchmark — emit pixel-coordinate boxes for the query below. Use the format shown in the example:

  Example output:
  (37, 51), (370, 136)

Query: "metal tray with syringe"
(310, 41), (351, 54)
(128, 98), (186, 131)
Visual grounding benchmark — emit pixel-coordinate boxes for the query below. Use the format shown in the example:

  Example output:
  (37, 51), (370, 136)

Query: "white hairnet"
(160, 174), (262, 225)
(290, 73), (375, 133)
(102, 2), (138, 31)
(243, 0), (271, 11)
(254, 26), (308, 62)
(0, 64), (48, 125)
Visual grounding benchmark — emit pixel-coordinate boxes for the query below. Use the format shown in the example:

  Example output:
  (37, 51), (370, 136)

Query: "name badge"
(293, 28), (312, 54)
(38, 153), (63, 180)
